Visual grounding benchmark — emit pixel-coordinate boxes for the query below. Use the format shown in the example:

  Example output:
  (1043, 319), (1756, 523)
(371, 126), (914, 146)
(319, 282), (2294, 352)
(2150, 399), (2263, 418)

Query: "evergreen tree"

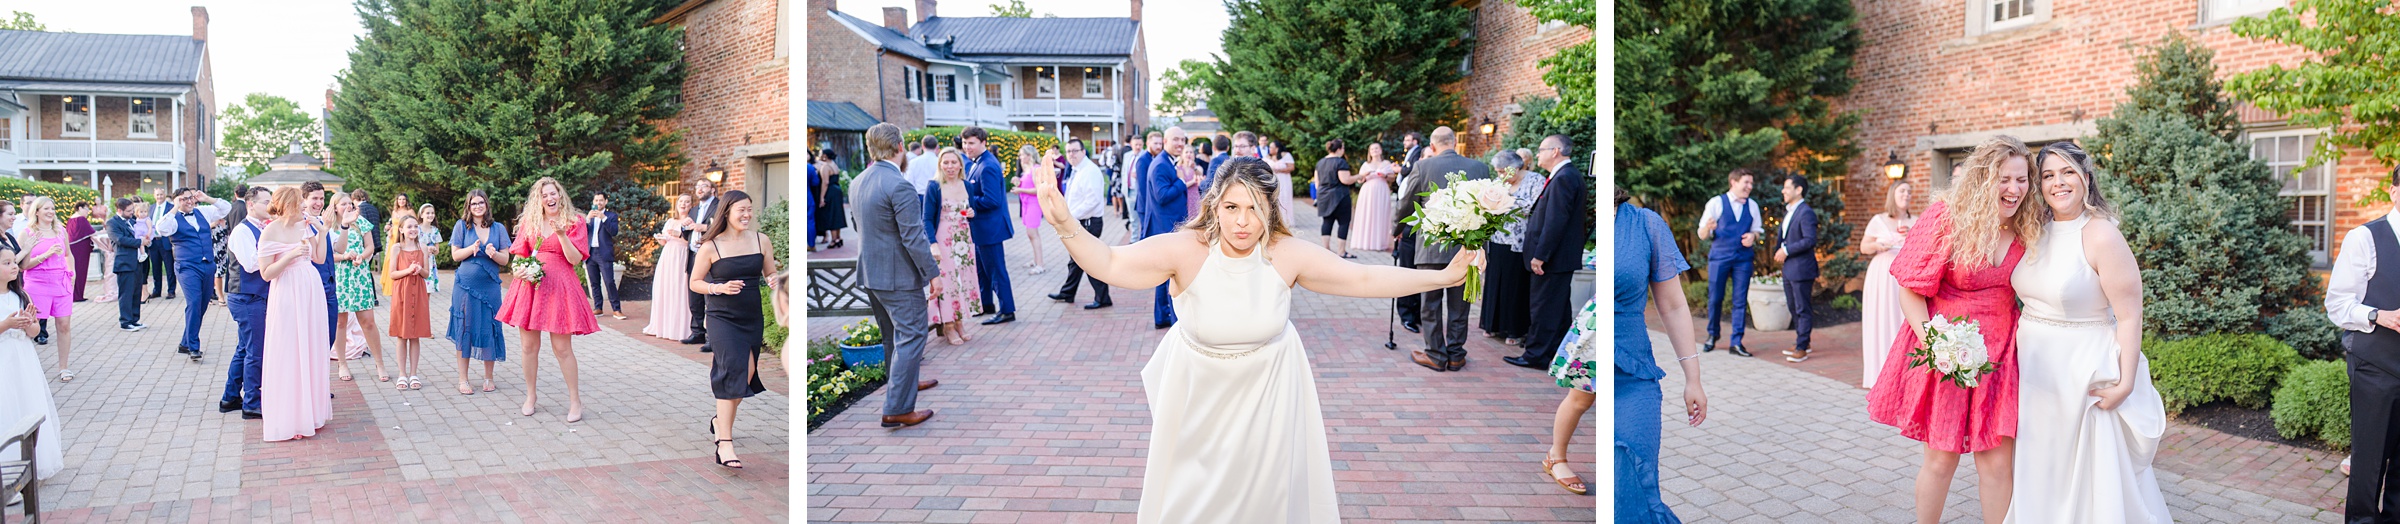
(2092, 35), (2321, 349)
(220, 93), (325, 176)
(1616, 0), (1863, 282)
(1205, 0), (1472, 176)
(329, 0), (685, 231)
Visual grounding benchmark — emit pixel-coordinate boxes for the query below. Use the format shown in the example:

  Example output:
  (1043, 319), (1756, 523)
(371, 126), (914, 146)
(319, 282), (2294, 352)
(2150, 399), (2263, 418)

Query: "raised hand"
(1032, 161), (1074, 231)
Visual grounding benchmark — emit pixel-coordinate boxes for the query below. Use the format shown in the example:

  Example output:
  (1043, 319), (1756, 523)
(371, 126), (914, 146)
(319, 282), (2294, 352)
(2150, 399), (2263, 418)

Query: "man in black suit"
(353, 189), (384, 259)
(1395, 127), (1488, 372)
(109, 198), (149, 332)
(147, 189), (175, 299)
(1394, 131), (1426, 333)
(585, 192), (624, 319)
(683, 179), (721, 346)
(1776, 174), (1822, 363)
(1508, 135), (1592, 369)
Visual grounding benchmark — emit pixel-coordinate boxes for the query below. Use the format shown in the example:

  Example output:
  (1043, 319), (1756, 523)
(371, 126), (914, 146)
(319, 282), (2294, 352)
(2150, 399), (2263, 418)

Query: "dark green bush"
(2272, 359), (2350, 449)
(2267, 309), (2342, 362)
(2144, 333), (2302, 413)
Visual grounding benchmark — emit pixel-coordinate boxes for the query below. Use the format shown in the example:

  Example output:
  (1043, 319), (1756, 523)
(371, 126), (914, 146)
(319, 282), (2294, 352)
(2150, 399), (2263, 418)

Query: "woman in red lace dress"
(1865, 135), (2042, 524)
(495, 177), (599, 422)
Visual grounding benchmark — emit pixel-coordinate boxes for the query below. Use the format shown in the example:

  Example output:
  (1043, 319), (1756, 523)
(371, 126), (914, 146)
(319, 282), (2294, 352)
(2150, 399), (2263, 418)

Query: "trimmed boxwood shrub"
(2267, 309), (2342, 362)
(2144, 333), (2302, 413)
(2272, 359), (2350, 449)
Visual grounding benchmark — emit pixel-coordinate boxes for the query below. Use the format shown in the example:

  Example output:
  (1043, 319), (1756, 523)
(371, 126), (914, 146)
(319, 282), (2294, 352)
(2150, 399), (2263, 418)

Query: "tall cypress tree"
(1204, 0), (1472, 174)
(329, 0), (685, 220)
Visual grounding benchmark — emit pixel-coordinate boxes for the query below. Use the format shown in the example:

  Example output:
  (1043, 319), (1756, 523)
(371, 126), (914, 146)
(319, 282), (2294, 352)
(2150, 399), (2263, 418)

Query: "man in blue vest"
(219, 187), (273, 419)
(158, 188), (233, 360)
(959, 126), (1018, 325)
(1145, 127), (1193, 329)
(1697, 168), (1763, 358)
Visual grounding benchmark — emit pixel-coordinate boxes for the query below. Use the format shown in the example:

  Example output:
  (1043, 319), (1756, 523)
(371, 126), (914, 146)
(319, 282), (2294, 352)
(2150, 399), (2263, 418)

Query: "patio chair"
(1, 414), (40, 524)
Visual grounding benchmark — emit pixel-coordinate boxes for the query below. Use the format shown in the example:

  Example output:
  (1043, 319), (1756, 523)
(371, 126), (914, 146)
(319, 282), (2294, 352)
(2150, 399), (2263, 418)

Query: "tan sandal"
(1543, 458), (1589, 495)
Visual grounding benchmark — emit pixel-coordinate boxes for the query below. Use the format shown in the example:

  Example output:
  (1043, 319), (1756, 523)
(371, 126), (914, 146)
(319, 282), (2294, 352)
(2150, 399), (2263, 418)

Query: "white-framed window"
(984, 83), (1003, 107)
(903, 66), (919, 101)
(2203, 0), (2284, 24)
(2253, 129), (2334, 266)
(129, 97), (158, 138)
(1968, 0), (2046, 35)
(1082, 68), (1103, 98)
(59, 96), (91, 137)
(935, 74), (957, 102)
(1035, 66), (1057, 97)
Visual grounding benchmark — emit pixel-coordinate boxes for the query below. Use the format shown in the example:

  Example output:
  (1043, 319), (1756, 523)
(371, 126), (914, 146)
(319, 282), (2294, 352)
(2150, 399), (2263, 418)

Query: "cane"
(1385, 295), (1397, 350)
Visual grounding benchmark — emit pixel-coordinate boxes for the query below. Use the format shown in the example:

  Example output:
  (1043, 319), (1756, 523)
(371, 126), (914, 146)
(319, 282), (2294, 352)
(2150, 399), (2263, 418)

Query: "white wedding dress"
(1138, 241), (1340, 523)
(0, 292), (63, 481)
(2006, 214), (2171, 523)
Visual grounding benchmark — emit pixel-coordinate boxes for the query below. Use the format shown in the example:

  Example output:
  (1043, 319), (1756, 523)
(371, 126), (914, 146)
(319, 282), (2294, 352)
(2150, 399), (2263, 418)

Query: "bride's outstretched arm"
(1292, 244), (1479, 299)
(1033, 163), (1178, 289)
(2087, 221), (2145, 410)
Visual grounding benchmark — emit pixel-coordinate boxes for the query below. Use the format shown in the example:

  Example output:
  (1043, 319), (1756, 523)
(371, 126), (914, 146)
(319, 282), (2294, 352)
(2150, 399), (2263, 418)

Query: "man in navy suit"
(1145, 127), (1194, 329)
(1508, 135), (1592, 369)
(1131, 131), (1162, 239)
(1776, 173), (1822, 363)
(585, 192), (624, 319)
(960, 126), (1018, 325)
(108, 198), (148, 332)
(147, 189), (177, 299)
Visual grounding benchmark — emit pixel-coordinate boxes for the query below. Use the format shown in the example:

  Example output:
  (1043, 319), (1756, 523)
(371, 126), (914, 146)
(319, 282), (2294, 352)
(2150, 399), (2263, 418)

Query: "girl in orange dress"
(386, 214), (433, 391)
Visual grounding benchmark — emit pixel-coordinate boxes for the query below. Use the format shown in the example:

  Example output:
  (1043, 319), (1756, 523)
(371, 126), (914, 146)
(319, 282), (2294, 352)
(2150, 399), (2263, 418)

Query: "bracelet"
(1677, 354), (1701, 362)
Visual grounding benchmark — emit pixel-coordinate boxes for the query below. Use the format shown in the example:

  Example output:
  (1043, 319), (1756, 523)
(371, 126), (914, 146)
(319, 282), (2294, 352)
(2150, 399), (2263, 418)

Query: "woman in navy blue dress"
(448, 190), (512, 394)
(1617, 189), (1709, 523)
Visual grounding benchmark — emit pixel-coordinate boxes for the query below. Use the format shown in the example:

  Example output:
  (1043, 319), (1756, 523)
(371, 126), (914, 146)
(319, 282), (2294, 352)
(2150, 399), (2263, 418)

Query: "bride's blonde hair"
(1941, 135), (2042, 268)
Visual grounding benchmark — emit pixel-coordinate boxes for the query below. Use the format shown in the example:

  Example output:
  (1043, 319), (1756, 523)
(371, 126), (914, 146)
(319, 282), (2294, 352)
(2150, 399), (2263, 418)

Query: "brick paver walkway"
(1642, 328), (2340, 522)
(21, 282), (787, 522)
(807, 198), (1599, 523)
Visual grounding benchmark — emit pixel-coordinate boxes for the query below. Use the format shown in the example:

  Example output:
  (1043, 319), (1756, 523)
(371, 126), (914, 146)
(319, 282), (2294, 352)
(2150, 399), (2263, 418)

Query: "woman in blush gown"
(925, 147), (982, 345)
(1347, 143), (1399, 252)
(1860, 181), (1918, 389)
(2005, 142), (2170, 523)
(644, 195), (694, 342)
(1262, 141), (1297, 227)
(258, 187), (333, 442)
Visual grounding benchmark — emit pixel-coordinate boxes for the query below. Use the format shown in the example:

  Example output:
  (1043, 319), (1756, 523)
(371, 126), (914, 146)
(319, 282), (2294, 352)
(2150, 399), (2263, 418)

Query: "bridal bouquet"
(1909, 315), (1996, 388)
(511, 235), (545, 284)
(1400, 172), (1525, 302)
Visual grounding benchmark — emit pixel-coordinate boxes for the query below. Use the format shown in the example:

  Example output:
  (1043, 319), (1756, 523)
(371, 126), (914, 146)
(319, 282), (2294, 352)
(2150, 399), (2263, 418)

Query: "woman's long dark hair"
(702, 190), (753, 244)
(465, 189), (494, 229)
(0, 245), (29, 308)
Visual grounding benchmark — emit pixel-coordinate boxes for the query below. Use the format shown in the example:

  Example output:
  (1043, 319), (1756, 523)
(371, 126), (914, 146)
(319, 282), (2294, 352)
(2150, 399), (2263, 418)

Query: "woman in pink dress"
(928, 147), (982, 345)
(19, 197), (76, 382)
(643, 194), (693, 341)
(1011, 144), (1050, 275)
(1864, 136), (2040, 523)
(259, 187), (332, 442)
(1859, 181), (1918, 389)
(495, 177), (599, 422)
(1347, 143), (1399, 251)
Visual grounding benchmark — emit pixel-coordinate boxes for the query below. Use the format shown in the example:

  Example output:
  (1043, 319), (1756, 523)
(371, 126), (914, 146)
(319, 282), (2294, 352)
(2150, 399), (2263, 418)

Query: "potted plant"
(836, 319), (885, 368)
(1749, 274), (1790, 331)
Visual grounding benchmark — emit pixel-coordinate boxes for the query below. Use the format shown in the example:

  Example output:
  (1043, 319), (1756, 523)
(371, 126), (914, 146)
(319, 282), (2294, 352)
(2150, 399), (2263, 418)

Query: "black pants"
(1479, 247), (1532, 339)
(117, 268), (144, 326)
(1520, 270), (1575, 362)
(1417, 264), (1471, 363)
(1394, 235), (1420, 327)
(148, 242), (175, 294)
(1057, 217), (1111, 305)
(1785, 278), (1815, 352)
(585, 256), (620, 312)
(2353, 351), (2400, 522)
(684, 246), (707, 339)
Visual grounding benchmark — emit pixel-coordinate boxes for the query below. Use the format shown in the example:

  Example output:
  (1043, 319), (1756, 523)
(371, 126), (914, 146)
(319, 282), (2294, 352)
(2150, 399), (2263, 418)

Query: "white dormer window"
(1082, 68), (1103, 98)
(2203, 0), (2284, 24)
(130, 97), (159, 138)
(59, 96), (91, 137)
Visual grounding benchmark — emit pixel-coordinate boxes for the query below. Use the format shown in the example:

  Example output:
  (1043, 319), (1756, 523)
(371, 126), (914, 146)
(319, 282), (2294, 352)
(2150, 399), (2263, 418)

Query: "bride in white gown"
(1033, 154), (1481, 523)
(2006, 142), (2170, 523)
(0, 245), (63, 487)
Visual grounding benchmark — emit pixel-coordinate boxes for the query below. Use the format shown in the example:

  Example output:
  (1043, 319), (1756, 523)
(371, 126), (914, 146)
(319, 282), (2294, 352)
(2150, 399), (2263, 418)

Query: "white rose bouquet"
(511, 235), (545, 284)
(1401, 172), (1525, 302)
(1908, 314), (1996, 388)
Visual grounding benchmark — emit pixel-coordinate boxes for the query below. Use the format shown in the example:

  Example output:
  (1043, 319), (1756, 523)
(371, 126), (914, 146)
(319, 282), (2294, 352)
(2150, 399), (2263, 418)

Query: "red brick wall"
(189, 40), (217, 186)
(1453, 0), (1590, 157)
(1836, 0), (2374, 263)
(664, 0), (795, 200)
(806, 0), (924, 132)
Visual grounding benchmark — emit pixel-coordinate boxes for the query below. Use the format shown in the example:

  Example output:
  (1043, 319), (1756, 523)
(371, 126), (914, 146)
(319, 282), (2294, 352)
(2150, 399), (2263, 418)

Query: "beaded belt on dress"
(2023, 315), (2114, 329)
(1178, 325), (1290, 360)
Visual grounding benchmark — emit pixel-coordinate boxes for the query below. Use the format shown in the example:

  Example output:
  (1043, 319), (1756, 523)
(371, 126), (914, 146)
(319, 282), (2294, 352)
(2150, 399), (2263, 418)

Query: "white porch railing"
(1009, 99), (1121, 120)
(21, 140), (181, 164)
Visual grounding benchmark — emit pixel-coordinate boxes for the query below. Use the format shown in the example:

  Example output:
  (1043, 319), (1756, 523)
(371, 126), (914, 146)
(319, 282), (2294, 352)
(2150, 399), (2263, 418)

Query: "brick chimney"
(811, 0), (837, 14)
(917, 0), (938, 22)
(1130, 0), (1142, 22)
(883, 7), (908, 31)
(191, 6), (209, 42)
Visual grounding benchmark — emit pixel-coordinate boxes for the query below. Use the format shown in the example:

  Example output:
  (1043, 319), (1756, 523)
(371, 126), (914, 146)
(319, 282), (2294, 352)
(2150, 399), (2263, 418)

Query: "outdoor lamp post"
(1883, 151), (1907, 180)
(705, 162), (725, 184)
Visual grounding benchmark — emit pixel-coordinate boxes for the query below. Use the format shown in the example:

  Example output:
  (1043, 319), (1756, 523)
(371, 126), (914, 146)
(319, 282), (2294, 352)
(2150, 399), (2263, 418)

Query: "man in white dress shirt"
(1696, 168), (1765, 357)
(906, 135), (941, 190)
(2329, 167), (2400, 523)
(158, 189), (233, 360)
(1047, 138), (1113, 309)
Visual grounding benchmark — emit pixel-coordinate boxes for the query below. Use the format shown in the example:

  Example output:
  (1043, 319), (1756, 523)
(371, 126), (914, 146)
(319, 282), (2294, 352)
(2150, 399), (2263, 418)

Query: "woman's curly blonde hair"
(1941, 135), (2043, 268)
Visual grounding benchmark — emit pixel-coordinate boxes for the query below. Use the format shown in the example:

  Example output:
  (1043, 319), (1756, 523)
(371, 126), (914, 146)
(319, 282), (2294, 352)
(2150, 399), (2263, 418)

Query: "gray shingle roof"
(909, 17), (1138, 58)
(0, 30), (204, 84)
(825, 10), (941, 61)
(807, 100), (879, 132)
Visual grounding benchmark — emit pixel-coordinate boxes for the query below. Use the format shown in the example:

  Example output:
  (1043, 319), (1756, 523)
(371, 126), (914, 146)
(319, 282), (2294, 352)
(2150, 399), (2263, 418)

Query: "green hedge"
(2272, 359), (2350, 449)
(1683, 279), (1709, 313)
(2145, 333), (2302, 413)
(903, 126), (1063, 184)
(2266, 309), (2342, 362)
(0, 178), (103, 223)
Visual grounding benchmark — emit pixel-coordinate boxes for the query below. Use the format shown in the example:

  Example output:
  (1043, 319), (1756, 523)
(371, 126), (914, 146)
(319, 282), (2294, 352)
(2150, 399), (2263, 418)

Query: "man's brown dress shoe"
(881, 410), (935, 428)
(917, 379), (940, 391)
(1412, 351), (1446, 372)
(1447, 358), (1465, 372)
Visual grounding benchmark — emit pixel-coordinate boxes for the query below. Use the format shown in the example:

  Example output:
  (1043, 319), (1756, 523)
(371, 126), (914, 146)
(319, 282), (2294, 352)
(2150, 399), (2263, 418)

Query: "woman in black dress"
(813, 150), (849, 249)
(1315, 139), (1360, 259)
(688, 190), (777, 470)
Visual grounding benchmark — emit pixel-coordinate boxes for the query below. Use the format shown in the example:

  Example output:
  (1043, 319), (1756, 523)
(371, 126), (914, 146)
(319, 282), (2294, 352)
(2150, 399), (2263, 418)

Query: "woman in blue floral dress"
(1610, 190), (1709, 522)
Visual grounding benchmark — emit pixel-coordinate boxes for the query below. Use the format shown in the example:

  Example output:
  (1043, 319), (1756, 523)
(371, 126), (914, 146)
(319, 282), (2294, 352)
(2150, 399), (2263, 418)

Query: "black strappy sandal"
(714, 439), (743, 469)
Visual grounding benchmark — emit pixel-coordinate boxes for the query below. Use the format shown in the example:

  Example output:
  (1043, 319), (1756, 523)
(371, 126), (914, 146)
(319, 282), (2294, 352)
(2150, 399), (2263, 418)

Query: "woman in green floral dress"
(330, 192), (389, 383)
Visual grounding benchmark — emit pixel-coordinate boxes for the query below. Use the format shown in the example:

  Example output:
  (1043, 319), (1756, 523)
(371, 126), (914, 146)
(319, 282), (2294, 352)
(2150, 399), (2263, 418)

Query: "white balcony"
(18, 139), (183, 167)
(926, 101), (1011, 128)
(1008, 99), (1121, 121)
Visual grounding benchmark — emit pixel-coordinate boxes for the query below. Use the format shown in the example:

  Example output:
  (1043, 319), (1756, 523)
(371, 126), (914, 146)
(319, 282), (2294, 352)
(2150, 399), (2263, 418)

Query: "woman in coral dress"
(1860, 181), (1918, 388)
(259, 187), (332, 442)
(495, 177), (598, 422)
(644, 194), (694, 342)
(925, 147), (982, 345)
(1347, 143), (1399, 252)
(1865, 135), (2041, 523)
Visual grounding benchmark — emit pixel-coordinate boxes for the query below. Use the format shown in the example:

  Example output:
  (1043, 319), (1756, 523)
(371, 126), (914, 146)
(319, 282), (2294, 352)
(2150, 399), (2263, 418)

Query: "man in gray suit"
(1394, 127), (1489, 373)
(849, 123), (943, 428)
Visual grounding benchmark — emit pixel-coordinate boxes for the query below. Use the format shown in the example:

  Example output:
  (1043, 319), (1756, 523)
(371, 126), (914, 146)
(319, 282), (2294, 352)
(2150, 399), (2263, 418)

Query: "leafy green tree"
(2092, 35), (2321, 348)
(1514, 0), (1594, 127)
(2, 12), (50, 31)
(1617, 0), (1863, 282)
(2228, 0), (2400, 171)
(1154, 59), (1214, 117)
(330, 0), (685, 264)
(1205, 0), (1472, 177)
(220, 93), (325, 176)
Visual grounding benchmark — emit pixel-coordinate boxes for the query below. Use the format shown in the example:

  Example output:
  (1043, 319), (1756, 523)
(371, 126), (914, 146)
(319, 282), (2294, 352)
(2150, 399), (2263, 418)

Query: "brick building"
(655, 0), (793, 207)
(0, 6), (219, 200)
(808, 0), (1152, 152)
(1836, 0), (2375, 272)
(1449, 0), (1591, 157)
